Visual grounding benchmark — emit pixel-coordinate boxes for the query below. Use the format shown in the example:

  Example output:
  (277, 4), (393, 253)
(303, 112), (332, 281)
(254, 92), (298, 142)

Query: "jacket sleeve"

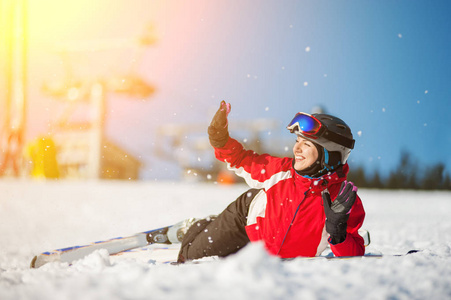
(329, 194), (366, 256)
(214, 138), (292, 189)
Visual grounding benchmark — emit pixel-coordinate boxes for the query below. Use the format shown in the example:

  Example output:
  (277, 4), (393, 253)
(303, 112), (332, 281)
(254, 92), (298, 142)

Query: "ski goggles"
(286, 113), (322, 137)
(287, 112), (355, 149)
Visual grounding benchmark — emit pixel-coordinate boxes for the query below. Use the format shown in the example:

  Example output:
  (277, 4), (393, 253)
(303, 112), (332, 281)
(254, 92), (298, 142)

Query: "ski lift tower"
(43, 25), (156, 179)
(0, 0), (27, 177)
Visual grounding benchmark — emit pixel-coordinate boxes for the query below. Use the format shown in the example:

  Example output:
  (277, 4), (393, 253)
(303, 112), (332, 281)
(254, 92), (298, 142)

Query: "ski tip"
(30, 256), (37, 269)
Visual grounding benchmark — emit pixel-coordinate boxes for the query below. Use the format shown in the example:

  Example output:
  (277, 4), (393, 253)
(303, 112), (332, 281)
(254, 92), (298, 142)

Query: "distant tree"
(406, 164), (419, 189)
(421, 163), (445, 190)
(347, 165), (367, 187)
(369, 169), (384, 189)
(387, 150), (416, 189)
(386, 171), (401, 189)
(442, 173), (451, 190)
(347, 151), (450, 190)
(406, 175), (418, 189)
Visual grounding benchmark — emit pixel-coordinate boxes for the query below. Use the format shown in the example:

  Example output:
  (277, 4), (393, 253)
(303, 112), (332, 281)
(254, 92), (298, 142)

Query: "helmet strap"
(309, 149), (343, 178)
(293, 144), (345, 179)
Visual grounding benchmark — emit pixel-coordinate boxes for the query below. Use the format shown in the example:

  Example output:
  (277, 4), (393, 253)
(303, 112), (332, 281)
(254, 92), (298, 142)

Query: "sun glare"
(28, 0), (106, 46)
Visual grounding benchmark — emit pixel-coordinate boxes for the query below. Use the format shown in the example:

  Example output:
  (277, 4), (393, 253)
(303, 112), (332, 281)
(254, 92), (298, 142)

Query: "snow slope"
(1, 179), (450, 299)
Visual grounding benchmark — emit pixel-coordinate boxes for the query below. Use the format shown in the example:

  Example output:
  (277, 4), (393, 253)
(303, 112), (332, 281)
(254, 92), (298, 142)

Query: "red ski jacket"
(215, 138), (365, 258)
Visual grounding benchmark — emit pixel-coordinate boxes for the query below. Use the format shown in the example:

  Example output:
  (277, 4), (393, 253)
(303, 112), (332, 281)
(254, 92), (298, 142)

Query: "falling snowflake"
(357, 131), (362, 137)
(303, 82), (308, 87)
(398, 33), (403, 38)
(305, 46), (311, 52)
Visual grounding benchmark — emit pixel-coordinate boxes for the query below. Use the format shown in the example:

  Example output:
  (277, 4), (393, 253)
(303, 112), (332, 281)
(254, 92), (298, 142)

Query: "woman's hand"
(322, 181), (357, 244)
(208, 101), (231, 148)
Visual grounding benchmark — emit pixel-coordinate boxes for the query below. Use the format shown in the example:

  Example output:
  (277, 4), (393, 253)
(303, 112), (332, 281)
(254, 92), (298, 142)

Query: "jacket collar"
(292, 163), (349, 192)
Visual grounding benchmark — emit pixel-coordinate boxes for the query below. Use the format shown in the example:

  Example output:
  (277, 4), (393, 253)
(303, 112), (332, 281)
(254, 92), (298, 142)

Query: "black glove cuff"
(325, 221), (347, 244)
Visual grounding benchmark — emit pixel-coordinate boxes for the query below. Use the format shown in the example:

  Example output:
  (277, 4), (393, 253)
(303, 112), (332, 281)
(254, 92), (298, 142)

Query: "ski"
(283, 250), (421, 261)
(30, 217), (202, 269)
(30, 226), (174, 268)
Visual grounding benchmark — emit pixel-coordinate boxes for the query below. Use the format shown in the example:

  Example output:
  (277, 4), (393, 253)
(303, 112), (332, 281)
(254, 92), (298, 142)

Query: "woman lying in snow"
(176, 101), (365, 263)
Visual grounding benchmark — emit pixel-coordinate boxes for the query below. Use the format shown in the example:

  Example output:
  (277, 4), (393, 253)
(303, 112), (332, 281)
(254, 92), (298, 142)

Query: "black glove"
(208, 101), (231, 148)
(322, 181), (357, 244)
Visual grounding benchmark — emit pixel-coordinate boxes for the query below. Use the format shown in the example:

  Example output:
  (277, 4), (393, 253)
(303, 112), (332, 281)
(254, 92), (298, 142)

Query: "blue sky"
(25, 0), (451, 180)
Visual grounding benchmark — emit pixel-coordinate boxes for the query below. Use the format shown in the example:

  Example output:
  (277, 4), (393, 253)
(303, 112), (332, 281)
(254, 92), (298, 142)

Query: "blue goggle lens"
(287, 113), (321, 135)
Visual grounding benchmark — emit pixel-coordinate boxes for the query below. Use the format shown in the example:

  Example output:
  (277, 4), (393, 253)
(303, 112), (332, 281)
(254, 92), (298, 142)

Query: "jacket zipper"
(277, 190), (309, 256)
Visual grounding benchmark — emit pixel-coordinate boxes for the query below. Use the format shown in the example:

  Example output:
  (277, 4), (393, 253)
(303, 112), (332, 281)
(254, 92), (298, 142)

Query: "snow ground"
(1, 179), (450, 300)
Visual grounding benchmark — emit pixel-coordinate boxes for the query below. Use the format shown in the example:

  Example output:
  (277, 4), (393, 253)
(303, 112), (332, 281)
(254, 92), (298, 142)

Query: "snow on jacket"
(214, 138), (365, 258)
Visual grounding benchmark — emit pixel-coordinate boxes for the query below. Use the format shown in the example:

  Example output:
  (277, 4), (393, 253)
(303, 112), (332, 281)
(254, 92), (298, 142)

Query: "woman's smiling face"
(292, 136), (319, 171)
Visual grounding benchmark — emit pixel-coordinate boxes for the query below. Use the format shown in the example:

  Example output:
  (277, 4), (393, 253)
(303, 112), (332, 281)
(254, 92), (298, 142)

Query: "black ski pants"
(177, 188), (261, 263)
